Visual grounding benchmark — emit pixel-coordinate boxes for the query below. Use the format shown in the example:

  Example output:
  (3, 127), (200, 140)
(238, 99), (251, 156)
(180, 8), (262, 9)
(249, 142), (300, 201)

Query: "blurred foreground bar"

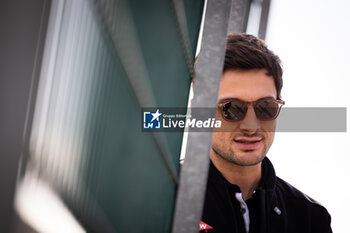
(3, 0), (203, 232)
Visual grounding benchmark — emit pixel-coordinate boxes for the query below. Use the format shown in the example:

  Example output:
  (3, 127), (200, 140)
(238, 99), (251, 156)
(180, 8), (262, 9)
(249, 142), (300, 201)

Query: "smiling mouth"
(233, 137), (263, 150)
(234, 139), (262, 144)
(234, 140), (260, 144)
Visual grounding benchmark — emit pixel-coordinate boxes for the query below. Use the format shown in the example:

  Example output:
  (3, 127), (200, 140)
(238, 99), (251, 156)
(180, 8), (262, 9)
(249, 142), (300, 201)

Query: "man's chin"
(233, 151), (265, 166)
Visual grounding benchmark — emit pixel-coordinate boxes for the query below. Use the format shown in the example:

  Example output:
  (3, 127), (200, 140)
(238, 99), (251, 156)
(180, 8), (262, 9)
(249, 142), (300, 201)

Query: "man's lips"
(233, 137), (262, 150)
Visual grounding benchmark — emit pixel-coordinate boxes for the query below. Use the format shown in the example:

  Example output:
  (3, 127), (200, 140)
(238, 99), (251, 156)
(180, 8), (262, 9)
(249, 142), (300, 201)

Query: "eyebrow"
(217, 96), (276, 104)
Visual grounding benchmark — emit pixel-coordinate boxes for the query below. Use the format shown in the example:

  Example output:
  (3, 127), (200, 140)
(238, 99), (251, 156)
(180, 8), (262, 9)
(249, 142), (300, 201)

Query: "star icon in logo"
(151, 109), (162, 122)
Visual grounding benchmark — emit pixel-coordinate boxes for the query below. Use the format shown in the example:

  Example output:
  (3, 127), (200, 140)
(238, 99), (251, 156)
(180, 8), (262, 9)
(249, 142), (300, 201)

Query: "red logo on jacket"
(199, 221), (213, 231)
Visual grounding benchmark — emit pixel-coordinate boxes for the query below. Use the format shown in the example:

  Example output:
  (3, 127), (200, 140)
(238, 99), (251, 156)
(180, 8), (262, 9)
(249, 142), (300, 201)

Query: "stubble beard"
(212, 143), (268, 167)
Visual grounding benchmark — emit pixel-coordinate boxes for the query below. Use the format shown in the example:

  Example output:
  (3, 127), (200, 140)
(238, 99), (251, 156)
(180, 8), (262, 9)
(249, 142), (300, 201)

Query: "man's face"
(211, 69), (277, 166)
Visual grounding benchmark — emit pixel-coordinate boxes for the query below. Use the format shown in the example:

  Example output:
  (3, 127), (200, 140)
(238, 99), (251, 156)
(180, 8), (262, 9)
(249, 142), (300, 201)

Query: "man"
(200, 33), (332, 233)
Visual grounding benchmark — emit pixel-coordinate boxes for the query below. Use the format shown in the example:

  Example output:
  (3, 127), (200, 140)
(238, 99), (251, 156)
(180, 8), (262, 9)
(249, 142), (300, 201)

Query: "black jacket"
(201, 157), (332, 233)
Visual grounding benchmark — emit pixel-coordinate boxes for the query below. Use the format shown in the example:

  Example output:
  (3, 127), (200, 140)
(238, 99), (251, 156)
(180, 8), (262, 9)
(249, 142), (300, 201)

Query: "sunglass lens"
(222, 100), (247, 121)
(254, 100), (279, 121)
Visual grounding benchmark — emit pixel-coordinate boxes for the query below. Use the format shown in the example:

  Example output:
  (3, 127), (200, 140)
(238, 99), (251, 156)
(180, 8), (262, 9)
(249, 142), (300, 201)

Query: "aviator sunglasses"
(218, 97), (285, 121)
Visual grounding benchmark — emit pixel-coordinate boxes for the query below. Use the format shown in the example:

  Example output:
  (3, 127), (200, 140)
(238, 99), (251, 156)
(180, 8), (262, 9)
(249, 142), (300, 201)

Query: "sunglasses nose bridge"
(239, 106), (260, 131)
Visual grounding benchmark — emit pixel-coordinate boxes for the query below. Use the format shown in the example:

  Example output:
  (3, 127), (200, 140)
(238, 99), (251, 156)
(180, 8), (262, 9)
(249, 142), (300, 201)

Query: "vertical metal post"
(228, 0), (251, 33)
(258, 0), (271, 40)
(171, 0), (233, 232)
(172, 0), (253, 232)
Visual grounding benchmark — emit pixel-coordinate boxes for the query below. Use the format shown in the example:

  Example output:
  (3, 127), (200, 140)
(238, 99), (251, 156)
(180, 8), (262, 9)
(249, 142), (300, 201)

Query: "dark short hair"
(224, 33), (283, 99)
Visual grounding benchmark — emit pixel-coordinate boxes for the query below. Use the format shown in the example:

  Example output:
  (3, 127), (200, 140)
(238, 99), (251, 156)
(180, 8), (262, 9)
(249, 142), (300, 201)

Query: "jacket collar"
(258, 157), (276, 191)
(208, 157), (284, 233)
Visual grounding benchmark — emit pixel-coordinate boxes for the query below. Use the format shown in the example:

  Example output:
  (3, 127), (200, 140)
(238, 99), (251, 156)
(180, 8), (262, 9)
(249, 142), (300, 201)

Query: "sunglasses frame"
(218, 97), (285, 122)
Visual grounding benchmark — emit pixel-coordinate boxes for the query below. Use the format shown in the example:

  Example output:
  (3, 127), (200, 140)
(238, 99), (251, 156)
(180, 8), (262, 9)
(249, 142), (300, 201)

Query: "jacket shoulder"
(275, 177), (332, 232)
(275, 176), (328, 209)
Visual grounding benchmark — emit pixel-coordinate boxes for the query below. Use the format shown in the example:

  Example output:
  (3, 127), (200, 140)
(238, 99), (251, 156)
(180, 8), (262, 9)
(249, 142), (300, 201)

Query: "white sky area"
(265, 0), (350, 232)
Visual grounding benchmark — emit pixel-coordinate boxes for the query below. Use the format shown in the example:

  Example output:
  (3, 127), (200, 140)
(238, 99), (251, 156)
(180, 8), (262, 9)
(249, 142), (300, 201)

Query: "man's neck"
(210, 152), (262, 200)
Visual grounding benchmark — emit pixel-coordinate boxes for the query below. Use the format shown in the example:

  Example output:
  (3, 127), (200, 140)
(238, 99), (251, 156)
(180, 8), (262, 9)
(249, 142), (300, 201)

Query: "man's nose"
(239, 107), (260, 133)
